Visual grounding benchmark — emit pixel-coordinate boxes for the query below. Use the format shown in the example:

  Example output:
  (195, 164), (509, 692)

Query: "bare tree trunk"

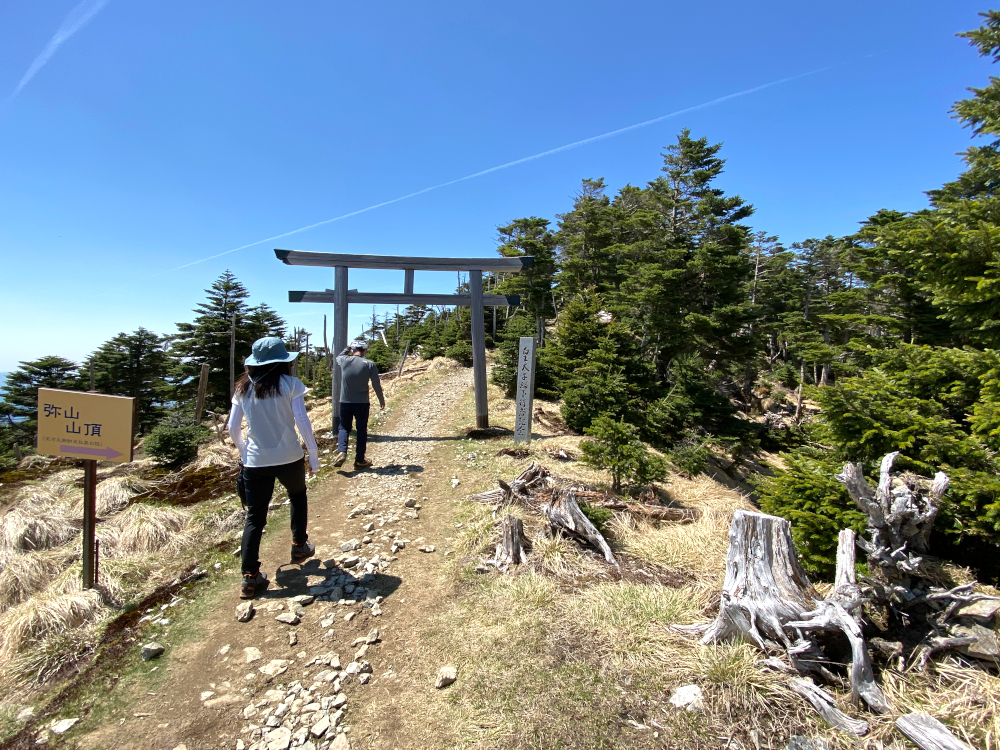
(700, 510), (814, 649)
(795, 360), (805, 423)
(495, 514), (526, 567)
(543, 488), (617, 565)
(896, 714), (973, 750)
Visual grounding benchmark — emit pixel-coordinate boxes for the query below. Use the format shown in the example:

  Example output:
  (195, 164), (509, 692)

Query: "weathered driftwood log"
(542, 488), (617, 565)
(787, 678), (869, 736)
(469, 462), (552, 507)
(594, 499), (701, 523)
(700, 510), (814, 649)
(895, 713), (973, 750)
(835, 452), (946, 586)
(494, 514), (526, 567)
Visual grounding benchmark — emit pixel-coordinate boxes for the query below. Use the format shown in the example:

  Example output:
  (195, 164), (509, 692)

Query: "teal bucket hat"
(245, 337), (300, 366)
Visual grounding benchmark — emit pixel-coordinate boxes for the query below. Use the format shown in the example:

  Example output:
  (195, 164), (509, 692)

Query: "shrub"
(579, 501), (614, 534)
(364, 340), (398, 373)
(668, 437), (713, 477)
(445, 341), (474, 367)
(580, 415), (667, 493)
(757, 452), (867, 579)
(144, 416), (207, 467)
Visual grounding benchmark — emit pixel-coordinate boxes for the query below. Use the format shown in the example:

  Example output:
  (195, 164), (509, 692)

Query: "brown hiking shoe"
(332, 451), (347, 467)
(240, 571), (269, 600)
(354, 457), (372, 469)
(291, 540), (315, 564)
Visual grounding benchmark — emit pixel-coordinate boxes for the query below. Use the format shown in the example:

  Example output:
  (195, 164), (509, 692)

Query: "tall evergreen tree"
(170, 271), (265, 412)
(2, 357), (79, 447)
(82, 328), (172, 434)
(495, 217), (558, 342)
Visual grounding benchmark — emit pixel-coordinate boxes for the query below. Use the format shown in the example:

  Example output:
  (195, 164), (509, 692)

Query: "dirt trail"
(76, 365), (473, 750)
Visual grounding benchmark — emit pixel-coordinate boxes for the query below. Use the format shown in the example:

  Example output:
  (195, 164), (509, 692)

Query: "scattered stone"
(204, 694), (242, 708)
(245, 647), (262, 664)
(435, 665), (457, 689)
(786, 737), (830, 750)
(291, 594), (315, 606)
(49, 718), (79, 735)
(35, 729), (49, 745)
(344, 612), (356, 622)
(347, 505), (367, 519)
(289, 602), (306, 618)
(340, 539), (361, 552)
(363, 522), (375, 532)
(289, 631), (298, 647)
(16, 707), (35, 723)
(668, 684), (704, 712)
(365, 628), (379, 644)
(451, 477), (460, 488)
(265, 725), (292, 750)
(957, 598), (1000, 624)
(403, 498), (417, 508)
(355, 644), (369, 660)
(330, 731), (351, 750)
(236, 741), (246, 750)
(953, 622), (1000, 659)
(171, 745), (187, 750)
(419, 545), (435, 553)
(200, 690), (215, 701)
(141, 642), (165, 661)
(156, 618), (170, 626)
(236, 601), (255, 623)
(358, 673), (371, 684)
(275, 612), (300, 625)
(310, 715), (330, 738)
(331, 694), (347, 709)
(219, 644), (231, 656)
(259, 659), (291, 678)
(342, 556), (361, 569)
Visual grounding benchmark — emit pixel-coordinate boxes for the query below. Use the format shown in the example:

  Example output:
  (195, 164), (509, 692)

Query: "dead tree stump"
(495, 514), (526, 567)
(542, 488), (617, 565)
(700, 510), (814, 649)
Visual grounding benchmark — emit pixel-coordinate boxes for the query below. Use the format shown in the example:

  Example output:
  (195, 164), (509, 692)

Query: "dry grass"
(74, 475), (155, 516)
(0, 588), (105, 660)
(0, 493), (77, 559)
(103, 503), (193, 557)
(191, 443), (239, 471)
(612, 512), (732, 586)
(0, 548), (75, 614)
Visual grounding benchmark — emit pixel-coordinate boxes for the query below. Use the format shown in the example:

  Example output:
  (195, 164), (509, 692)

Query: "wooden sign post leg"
(82, 459), (97, 589)
(332, 266), (349, 433)
(470, 270), (489, 429)
(194, 363), (210, 422)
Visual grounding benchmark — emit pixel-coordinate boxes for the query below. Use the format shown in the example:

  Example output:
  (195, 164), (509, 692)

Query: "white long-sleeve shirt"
(228, 375), (319, 473)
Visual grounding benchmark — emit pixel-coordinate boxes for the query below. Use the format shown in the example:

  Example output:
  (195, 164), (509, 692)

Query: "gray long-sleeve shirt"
(337, 349), (385, 405)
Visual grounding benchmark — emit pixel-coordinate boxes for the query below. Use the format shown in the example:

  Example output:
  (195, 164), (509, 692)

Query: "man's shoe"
(291, 540), (316, 564)
(240, 571), (269, 600)
(354, 457), (372, 469)
(332, 451), (347, 467)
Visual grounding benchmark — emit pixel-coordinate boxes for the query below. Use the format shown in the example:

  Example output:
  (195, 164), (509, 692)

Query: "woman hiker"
(331, 339), (385, 469)
(228, 336), (319, 600)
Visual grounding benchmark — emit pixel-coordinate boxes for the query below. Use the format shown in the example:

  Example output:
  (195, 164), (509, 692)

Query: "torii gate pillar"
(469, 270), (488, 428)
(332, 266), (349, 432)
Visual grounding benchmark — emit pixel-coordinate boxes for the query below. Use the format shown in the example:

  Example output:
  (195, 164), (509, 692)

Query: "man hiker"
(332, 339), (385, 469)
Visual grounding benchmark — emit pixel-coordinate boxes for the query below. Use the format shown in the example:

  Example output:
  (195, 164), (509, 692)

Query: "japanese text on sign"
(513, 336), (536, 445)
(36, 388), (135, 463)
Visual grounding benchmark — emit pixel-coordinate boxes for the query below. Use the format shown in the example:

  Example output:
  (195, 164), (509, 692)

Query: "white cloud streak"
(6, 0), (112, 103)
(156, 57), (860, 276)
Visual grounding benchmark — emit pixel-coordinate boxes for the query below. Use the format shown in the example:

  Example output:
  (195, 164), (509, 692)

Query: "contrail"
(5, 0), (112, 104)
(156, 57), (859, 276)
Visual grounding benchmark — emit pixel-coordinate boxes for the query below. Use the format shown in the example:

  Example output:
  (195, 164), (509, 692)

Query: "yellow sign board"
(37, 388), (135, 463)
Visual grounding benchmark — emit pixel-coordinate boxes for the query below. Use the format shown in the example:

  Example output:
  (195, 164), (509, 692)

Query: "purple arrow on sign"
(60, 445), (123, 460)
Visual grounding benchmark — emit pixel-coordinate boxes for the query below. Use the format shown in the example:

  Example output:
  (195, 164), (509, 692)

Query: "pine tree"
(2, 356), (79, 447)
(170, 271), (260, 412)
(82, 328), (172, 434)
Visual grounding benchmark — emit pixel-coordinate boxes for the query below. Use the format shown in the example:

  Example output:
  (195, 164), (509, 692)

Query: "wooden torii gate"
(275, 249), (534, 430)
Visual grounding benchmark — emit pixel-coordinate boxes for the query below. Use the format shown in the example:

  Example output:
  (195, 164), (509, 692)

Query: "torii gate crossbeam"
(276, 249), (534, 431)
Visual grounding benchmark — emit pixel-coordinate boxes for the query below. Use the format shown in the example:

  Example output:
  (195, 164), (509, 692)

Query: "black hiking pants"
(240, 457), (308, 575)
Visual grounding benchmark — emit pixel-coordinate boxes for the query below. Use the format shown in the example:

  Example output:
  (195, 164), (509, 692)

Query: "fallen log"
(594, 499), (701, 523)
(700, 510), (814, 649)
(495, 514), (526, 567)
(896, 713), (973, 750)
(542, 488), (617, 565)
(787, 678), (869, 736)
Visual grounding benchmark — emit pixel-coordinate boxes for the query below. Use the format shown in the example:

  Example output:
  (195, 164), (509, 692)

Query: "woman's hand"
(307, 469), (316, 478)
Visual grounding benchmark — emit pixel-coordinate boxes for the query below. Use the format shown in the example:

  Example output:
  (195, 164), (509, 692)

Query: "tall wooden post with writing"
(513, 336), (537, 444)
(333, 266), (349, 432)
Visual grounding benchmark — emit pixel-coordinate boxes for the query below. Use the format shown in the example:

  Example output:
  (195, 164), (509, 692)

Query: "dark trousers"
(240, 458), (308, 575)
(338, 402), (371, 458)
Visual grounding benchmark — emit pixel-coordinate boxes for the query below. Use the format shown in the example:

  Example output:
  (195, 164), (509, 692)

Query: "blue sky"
(0, 1), (993, 371)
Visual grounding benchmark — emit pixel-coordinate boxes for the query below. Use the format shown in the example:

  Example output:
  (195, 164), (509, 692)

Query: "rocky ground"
(58, 366), (475, 750)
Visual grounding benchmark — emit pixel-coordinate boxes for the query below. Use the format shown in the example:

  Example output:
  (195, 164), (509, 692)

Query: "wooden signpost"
(513, 336), (536, 444)
(36, 388), (135, 589)
(277, 249), (533, 430)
